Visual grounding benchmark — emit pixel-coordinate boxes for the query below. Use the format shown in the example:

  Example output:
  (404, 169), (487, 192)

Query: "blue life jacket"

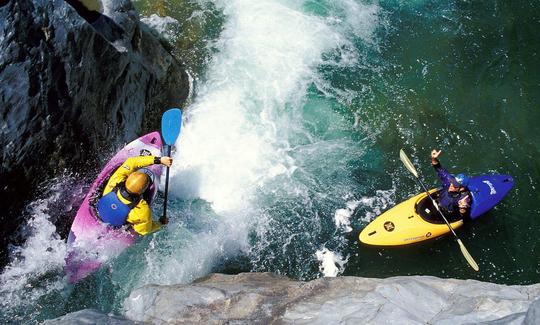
(437, 190), (469, 215)
(97, 186), (140, 227)
(433, 163), (470, 216)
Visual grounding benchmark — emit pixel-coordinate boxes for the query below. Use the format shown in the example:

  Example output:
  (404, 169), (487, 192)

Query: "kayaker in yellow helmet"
(431, 149), (471, 219)
(97, 155), (172, 235)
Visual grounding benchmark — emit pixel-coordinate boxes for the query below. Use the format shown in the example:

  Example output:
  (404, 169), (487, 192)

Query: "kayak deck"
(359, 190), (463, 246)
(359, 173), (513, 247)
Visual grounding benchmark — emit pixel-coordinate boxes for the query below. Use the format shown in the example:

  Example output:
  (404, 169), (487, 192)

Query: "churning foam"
(172, 0), (343, 211)
(315, 247), (347, 277)
(334, 200), (361, 233)
(0, 195), (67, 316)
(140, 14), (180, 41)
(357, 188), (396, 223)
(157, 0), (381, 283)
(141, 0), (350, 284)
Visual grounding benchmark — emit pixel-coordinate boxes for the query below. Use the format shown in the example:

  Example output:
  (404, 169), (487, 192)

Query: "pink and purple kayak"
(65, 132), (163, 283)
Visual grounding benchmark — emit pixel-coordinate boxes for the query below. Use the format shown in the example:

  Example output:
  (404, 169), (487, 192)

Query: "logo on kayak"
(426, 232), (432, 238)
(111, 204), (118, 210)
(483, 180), (497, 195)
(140, 149), (152, 156)
(384, 221), (395, 232)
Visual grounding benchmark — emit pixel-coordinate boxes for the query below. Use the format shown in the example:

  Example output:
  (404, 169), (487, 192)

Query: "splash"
(140, 14), (180, 41)
(334, 200), (361, 233)
(144, 0), (355, 284)
(172, 0), (344, 212)
(357, 189), (396, 223)
(127, 0), (384, 286)
(0, 197), (68, 321)
(315, 247), (347, 277)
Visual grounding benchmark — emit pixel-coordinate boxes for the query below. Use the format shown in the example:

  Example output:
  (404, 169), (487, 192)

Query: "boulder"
(524, 298), (540, 325)
(122, 273), (540, 324)
(42, 273), (540, 324)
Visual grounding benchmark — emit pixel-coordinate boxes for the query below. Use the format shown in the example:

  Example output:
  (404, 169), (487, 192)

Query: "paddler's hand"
(159, 216), (169, 225)
(431, 149), (441, 165)
(160, 156), (173, 167)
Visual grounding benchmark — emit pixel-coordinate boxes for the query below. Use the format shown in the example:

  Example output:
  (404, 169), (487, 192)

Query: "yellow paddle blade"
(457, 239), (480, 271)
(399, 149), (419, 178)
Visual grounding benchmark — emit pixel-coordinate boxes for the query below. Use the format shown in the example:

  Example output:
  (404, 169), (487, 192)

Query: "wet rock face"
(122, 273), (540, 324)
(0, 0), (188, 263)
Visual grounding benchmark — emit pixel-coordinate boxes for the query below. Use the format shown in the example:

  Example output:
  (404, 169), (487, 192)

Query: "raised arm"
(431, 149), (453, 188)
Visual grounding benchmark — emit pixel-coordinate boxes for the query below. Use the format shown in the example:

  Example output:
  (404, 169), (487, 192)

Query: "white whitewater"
(0, 0), (383, 320)
(138, 0), (382, 286)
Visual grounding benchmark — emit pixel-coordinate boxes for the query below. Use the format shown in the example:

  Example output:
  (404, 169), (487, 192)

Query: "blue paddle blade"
(161, 108), (182, 146)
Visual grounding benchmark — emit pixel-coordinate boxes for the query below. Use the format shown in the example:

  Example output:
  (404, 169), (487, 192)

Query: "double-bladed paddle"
(160, 108), (182, 223)
(399, 149), (479, 272)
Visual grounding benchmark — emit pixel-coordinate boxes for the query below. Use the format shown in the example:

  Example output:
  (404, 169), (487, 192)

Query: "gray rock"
(475, 313), (526, 325)
(0, 0), (189, 259)
(124, 273), (307, 324)
(122, 273), (540, 325)
(523, 298), (540, 325)
(42, 308), (143, 325)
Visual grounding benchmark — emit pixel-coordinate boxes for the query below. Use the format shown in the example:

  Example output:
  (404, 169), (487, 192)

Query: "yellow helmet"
(125, 171), (150, 195)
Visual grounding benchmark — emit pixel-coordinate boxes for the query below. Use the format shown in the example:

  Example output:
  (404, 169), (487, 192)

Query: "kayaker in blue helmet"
(431, 149), (471, 218)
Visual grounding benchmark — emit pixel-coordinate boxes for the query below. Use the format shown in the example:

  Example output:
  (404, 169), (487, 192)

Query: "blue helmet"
(453, 173), (469, 187)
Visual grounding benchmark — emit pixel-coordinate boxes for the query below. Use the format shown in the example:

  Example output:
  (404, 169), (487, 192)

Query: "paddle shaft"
(162, 145), (172, 219)
(413, 177), (459, 238)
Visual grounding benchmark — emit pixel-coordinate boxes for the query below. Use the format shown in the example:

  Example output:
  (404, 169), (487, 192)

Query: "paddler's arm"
(103, 156), (172, 195)
(431, 149), (452, 187)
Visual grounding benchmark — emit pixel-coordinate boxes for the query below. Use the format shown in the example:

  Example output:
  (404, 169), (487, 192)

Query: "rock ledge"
(45, 272), (540, 324)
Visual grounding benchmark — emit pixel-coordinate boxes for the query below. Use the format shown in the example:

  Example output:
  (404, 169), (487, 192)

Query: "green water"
(345, 0), (540, 283)
(133, 0), (540, 284)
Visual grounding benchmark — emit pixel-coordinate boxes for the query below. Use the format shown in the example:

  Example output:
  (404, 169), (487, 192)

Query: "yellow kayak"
(359, 189), (463, 246)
